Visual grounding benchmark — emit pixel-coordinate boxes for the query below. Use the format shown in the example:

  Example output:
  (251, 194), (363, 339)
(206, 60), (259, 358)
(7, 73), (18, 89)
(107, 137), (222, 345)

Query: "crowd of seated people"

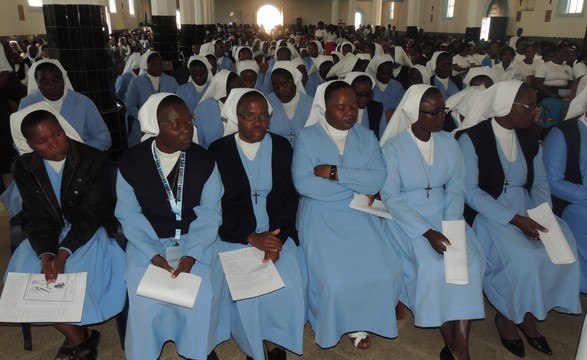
(1, 20), (587, 360)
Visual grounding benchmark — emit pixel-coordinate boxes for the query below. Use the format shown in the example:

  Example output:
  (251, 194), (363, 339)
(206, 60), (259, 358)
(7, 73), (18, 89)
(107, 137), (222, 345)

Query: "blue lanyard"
(152, 142), (186, 242)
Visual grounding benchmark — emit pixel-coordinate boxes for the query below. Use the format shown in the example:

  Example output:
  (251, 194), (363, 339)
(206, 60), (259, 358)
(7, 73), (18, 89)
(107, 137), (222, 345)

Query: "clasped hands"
(151, 254), (196, 279)
(248, 229), (282, 263)
(41, 249), (70, 283)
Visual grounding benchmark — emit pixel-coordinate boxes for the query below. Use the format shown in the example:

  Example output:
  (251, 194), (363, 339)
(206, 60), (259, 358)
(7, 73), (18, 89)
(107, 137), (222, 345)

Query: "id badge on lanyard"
(153, 143), (186, 264)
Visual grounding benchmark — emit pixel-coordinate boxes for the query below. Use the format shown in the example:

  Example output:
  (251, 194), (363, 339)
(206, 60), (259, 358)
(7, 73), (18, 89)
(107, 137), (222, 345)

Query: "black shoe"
(267, 347), (287, 360)
(207, 350), (219, 360)
(519, 331), (553, 355)
(495, 315), (525, 358)
(440, 346), (455, 360)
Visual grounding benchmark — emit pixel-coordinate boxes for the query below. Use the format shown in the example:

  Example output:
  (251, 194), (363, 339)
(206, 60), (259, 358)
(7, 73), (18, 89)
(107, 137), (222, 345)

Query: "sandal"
(348, 331), (371, 350)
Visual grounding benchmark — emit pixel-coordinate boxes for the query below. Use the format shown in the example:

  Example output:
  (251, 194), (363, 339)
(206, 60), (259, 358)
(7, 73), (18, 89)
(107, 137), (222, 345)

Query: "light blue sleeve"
(528, 146), (552, 209)
(443, 138), (466, 221)
(292, 132), (354, 202)
(185, 165), (223, 265)
(458, 133), (517, 225)
(115, 170), (164, 265)
(542, 127), (587, 204)
(115, 74), (126, 100)
(125, 77), (140, 119)
(336, 134), (387, 195)
(82, 97), (112, 151)
(380, 141), (433, 239)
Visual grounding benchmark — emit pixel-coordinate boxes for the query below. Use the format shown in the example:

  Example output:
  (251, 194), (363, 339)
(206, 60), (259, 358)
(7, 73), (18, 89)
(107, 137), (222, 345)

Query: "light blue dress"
(459, 132), (581, 323)
(433, 76), (461, 100)
(358, 107), (387, 140)
(176, 81), (210, 115)
(266, 92), (313, 146)
(20, 90), (111, 151)
(305, 73), (322, 97)
(218, 56), (233, 72)
(218, 135), (305, 359)
(380, 130), (485, 327)
(124, 73), (179, 147)
(292, 123), (403, 348)
(542, 120), (587, 293)
(195, 98), (224, 149)
(372, 81), (404, 136)
(115, 72), (135, 102)
(115, 166), (227, 360)
(5, 161), (126, 326)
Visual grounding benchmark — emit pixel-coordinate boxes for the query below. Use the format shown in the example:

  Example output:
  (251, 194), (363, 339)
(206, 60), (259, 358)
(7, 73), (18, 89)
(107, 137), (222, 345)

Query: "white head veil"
(221, 88), (273, 136)
(366, 54), (394, 80)
(272, 61), (306, 94)
(565, 85), (587, 120)
(236, 59), (260, 75)
(234, 46), (253, 61)
(327, 53), (359, 79)
(305, 80), (341, 128)
(373, 43), (385, 57)
(426, 51), (448, 75)
(308, 55), (333, 76)
(392, 46), (413, 67)
(276, 40), (300, 59)
(198, 69), (234, 105)
(411, 64), (431, 84)
(187, 55), (213, 83)
(379, 84), (434, 146)
(339, 41), (356, 54)
(27, 59), (74, 96)
(199, 43), (216, 56)
(10, 102), (83, 155)
(446, 86), (486, 131)
(455, 79), (524, 133)
(311, 40), (324, 56)
(139, 50), (160, 75)
(122, 52), (141, 75)
(344, 71), (375, 89)
(138, 92), (198, 143)
(463, 66), (497, 87)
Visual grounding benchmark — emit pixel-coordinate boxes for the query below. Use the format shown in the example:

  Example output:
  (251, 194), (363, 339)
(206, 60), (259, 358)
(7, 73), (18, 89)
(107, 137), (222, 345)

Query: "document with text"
(219, 247), (285, 301)
(137, 264), (201, 308)
(0, 272), (86, 323)
(527, 202), (576, 264)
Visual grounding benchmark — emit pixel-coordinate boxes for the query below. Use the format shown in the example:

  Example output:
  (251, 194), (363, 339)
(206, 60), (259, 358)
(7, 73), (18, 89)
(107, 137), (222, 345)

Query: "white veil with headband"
(27, 59), (74, 96)
(138, 92), (198, 144)
(221, 88), (273, 137)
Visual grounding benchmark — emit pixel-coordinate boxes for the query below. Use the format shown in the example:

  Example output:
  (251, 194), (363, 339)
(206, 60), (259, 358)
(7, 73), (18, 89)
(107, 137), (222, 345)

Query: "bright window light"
(28, 0), (42, 7)
(355, 12), (361, 28)
(566, 0), (584, 13)
(128, 0), (135, 16)
(257, 5), (283, 33)
(109, 0), (116, 13)
(390, 2), (395, 19)
(446, 0), (455, 18)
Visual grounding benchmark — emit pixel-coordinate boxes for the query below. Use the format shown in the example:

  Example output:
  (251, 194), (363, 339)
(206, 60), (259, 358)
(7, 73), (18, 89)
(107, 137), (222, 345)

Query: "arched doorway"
(257, 4), (283, 33)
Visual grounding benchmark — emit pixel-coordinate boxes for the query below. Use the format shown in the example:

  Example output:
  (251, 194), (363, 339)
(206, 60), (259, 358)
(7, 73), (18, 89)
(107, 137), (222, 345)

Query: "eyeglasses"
(513, 102), (538, 113)
(237, 113), (271, 122)
(419, 107), (449, 117)
(158, 119), (193, 131)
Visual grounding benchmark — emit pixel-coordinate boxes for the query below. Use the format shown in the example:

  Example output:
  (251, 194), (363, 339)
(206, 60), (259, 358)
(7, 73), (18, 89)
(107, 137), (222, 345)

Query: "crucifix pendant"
(252, 191), (260, 204)
(289, 131), (295, 145)
(425, 184), (432, 198)
(503, 180), (509, 194)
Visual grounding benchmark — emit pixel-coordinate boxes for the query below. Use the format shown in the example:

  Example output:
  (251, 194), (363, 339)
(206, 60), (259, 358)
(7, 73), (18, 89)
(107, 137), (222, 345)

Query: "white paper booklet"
(527, 202), (576, 264)
(0, 272), (86, 323)
(137, 264), (202, 308)
(219, 247), (285, 301)
(349, 193), (393, 220)
(442, 220), (469, 285)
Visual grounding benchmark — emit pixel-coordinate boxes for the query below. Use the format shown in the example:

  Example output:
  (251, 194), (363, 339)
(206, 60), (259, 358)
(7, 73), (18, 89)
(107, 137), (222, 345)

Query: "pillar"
(331, 0), (339, 25)
(151, 0), (178, 64)
(180, 0), (208, 60)
(372, 0), (382, 26)
(42, 0), (125, 157)
(407, 0), (420, 28)
(348, 0), (357, 28)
